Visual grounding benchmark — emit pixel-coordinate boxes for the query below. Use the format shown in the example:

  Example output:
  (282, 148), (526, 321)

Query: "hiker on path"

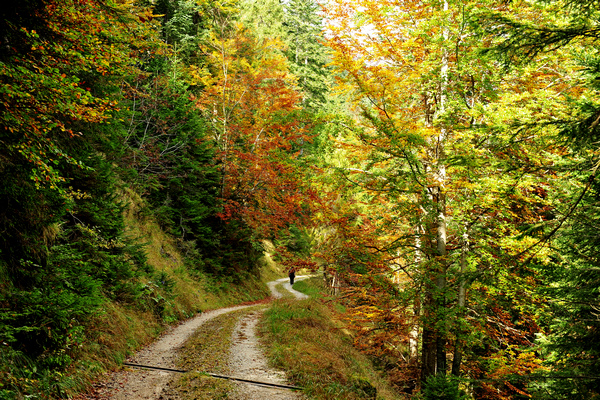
(288, 267), (296, 285)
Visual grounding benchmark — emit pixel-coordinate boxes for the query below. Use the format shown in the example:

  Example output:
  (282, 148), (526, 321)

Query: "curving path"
(90, 276), (311, 400)
(267, 275), (311, 300)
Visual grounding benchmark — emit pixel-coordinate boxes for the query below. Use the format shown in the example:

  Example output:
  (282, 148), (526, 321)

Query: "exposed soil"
(88, 276), (311, 400)
(228, 309), (304, 400)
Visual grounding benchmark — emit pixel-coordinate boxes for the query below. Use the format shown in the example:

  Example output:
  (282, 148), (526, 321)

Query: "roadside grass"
(259, 239), (286, 283)
(165, 307), (263, 399)
(291, 277), (322, 298)
(120, 186), (270, 317)
(259, 277), (403, 400)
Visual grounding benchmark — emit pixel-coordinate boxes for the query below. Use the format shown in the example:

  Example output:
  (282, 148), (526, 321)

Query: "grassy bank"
(0, 186), (275, 400)
(259, 277), (403, 400)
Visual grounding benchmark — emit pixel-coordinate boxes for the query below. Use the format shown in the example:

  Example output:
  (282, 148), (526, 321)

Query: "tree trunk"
(435, 0), (450, 376)
(421, 288), (437, 381)
(409, 300), (420, 362)
(451, 231), (468, 376)
(435, 185), (448, 375)
(410, 226), (423, 363)
(421, 0), (451, 381)
(421, 200), (447, 381)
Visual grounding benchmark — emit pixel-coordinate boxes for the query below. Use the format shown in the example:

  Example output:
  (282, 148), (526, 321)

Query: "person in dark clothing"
(288, 267), (296, 285)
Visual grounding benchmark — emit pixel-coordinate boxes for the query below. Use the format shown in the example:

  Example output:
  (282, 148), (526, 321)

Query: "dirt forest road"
(267, 276), (309, 300)
(92, 276), (311, 400)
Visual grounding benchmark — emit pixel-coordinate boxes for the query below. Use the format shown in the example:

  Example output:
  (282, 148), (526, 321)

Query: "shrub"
(422, 374), (468, 400)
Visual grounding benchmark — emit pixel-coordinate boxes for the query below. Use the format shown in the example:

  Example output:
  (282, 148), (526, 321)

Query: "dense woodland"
(1, 0), (600, 399)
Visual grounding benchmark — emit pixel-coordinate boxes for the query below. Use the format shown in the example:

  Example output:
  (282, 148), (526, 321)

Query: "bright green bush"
(422, 374), (468, 400)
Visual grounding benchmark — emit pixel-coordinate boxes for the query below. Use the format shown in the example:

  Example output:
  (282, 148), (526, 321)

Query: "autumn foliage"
(195, 26), (314, 235)
(1, 0), (600, 398)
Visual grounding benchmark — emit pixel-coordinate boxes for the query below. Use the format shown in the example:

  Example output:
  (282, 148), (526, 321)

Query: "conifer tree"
(480, 1), (600, 396)
(283, 0), (331, 108)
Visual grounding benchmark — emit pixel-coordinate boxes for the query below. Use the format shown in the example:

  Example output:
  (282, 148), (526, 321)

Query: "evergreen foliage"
(283, 0), (332, 109)
(422, 374), (468, 400)
(480, 0), (600, 397)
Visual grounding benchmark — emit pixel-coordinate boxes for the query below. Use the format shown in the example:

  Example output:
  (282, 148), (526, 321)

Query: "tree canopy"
(1, 0), (599, 398)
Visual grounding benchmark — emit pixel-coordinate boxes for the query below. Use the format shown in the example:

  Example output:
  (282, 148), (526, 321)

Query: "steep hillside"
(0, 186), (274, 399)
